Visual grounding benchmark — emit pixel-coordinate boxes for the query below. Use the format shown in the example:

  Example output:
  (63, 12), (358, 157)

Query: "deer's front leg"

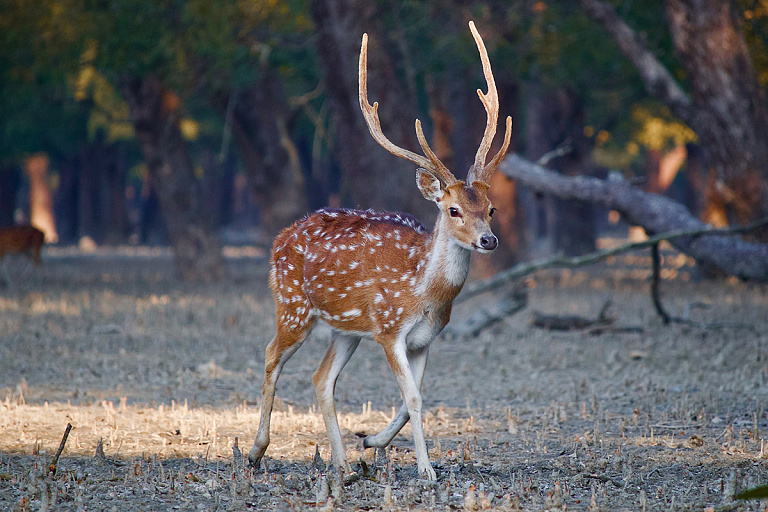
(380, 339), (436, 481)
(364, 346), (429, 449)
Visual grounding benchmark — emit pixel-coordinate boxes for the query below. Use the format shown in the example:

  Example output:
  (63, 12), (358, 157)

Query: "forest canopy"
(2, 0), (767, 280)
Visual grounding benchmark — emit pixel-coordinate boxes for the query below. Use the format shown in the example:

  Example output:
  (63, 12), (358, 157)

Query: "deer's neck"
(415, 215), (471, 301)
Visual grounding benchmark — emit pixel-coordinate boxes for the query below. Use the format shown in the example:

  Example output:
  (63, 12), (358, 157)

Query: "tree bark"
(664, 0), (768, 225)
(123, 75), (225, 282)
(77, 143), (97, 244)
(581, 0), (768, 231)
(501, 154), (768, 281)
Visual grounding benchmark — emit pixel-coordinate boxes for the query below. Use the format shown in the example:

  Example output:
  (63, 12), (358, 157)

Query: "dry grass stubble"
(2, 247), (768, 510)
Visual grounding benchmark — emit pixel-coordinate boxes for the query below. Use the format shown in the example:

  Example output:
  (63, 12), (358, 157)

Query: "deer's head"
(359, 21), (512, 253)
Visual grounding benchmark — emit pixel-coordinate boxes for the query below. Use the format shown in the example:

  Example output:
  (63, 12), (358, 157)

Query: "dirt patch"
(1, 247), (768, 510)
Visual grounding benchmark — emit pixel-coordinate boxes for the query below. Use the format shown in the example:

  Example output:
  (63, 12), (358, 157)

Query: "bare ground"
(1, 245), (768, 511)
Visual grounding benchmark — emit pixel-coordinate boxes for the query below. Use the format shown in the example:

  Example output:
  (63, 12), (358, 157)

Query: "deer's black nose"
(479, 234), (497, 251)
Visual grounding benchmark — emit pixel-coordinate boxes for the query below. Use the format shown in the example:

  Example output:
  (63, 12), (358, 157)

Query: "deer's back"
(270, 209), (431, 335)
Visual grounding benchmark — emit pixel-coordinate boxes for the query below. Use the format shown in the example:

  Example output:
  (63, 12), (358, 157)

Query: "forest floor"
(1, 244), (768, 511)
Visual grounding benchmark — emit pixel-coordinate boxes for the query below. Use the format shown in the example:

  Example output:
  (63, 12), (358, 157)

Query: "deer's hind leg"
(313, 330), (361, 473)
(249, 311), (315, 468)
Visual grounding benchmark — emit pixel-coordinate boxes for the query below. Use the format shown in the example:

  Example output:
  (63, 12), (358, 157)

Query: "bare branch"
(49, 423), (73, 477)
(651, 242), (754, 331)
(650, 243), (671, 324)
(536, 138), (573, 166)
(580, 0), (692, 124)
(459, 214), (768, 302)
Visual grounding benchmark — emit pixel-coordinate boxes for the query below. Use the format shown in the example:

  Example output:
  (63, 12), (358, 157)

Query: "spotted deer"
(249, 21), (512, 480)
(0, 225), (44, 264)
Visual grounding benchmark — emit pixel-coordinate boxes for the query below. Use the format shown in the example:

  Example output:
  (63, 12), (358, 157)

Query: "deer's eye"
(449, 207), (460, 217)
(489, 207), (496, 217)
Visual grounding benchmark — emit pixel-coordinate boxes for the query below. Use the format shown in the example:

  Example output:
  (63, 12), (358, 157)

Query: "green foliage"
(2, 0), (764, 190)
(0, 0), (90, 162)
(739, 0), (768, 86)
(736, 483), (768, 500)
(0, 0), (319, 166)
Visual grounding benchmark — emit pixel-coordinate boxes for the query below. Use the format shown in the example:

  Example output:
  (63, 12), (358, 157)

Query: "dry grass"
(1, 398), (489, 462)
(2, 247), (768, 510)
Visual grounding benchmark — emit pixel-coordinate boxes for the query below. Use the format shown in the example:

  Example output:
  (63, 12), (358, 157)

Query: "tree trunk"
(581, 0), (768, 235)
(311, 0), (433, 222)
(53, 156), (77, 243)
(103, 144), (129, 245)
(0, 164), (21, 227)
(77, 138), (105, 245)
(502, 154), (768, 281)
(123, 75), (225, 282)
(525, 87), (596, 256)
(199, 147), (236, 230)
(666, 0), (768, 225)
(215, 73), (308, 237)
(24, 153), (58, 243)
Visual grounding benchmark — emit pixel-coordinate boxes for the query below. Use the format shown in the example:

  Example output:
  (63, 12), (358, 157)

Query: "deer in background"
(0, 225), (44, 264)
(249, 21), (512, 481)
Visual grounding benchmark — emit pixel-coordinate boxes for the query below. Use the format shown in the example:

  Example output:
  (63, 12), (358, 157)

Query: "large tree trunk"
(123, 75), (225, 282)
(215, 72), (308, 238)
(199, 148), (236, 230)
(53, 156), (77, 243)
(502, 154), (768, 281)
(311, 0), (433, 222)
(581, 0), (768, 234)
(665, 0), (768, 225)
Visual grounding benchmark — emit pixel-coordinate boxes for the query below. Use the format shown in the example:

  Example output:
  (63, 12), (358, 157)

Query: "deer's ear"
(416, 168), (445, 203)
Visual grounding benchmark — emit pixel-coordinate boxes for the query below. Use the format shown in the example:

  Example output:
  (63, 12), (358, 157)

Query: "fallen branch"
(531, 296), (613, 331)
(501, 154), (768, 281)
(94, 437), (126, 466)
(459, 215), (768, 302)
(584, 324), (644, 335)
(532, 312), (610, 330)
(49, 423), (72, 477)
(444, 287), (527, 337)
(583, 473), (624, 488)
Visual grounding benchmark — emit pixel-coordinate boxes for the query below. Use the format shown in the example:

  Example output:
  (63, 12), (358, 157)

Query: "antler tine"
(484, 115), (513, 176)
(467, 21), (512, 184)
(414, 119), (457, 184)
(359, 34), (458, 186)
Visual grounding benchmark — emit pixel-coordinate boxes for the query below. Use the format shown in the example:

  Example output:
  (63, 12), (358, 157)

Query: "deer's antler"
(359, 34), (459, 187)
(466, 21), (513, 185)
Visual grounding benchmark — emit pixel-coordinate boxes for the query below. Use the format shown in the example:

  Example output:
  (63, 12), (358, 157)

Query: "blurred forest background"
(2, 0), (767, 281)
